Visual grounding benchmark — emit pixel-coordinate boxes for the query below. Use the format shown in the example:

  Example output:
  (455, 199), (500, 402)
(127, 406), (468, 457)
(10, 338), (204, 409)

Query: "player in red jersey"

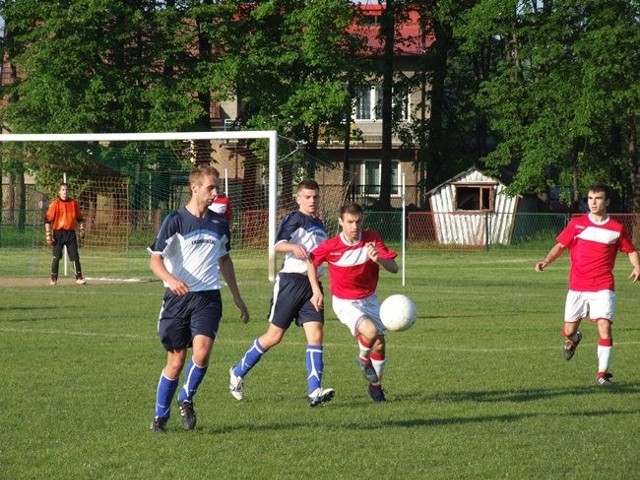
(536, 183), (640, 387)
(207, 168), (233, 223)
(308, 202), (398, 401)
(209, 191), (233, 222)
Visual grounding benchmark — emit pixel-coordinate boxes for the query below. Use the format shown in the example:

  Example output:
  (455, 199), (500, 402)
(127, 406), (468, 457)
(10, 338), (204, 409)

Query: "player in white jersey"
(308, 202), (398, 402)
(229, 180), (335, 407)
(148, 165), (249, 432)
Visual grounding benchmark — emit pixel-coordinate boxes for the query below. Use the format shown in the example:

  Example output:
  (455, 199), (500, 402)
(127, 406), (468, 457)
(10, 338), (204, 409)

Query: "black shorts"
(157, 289), (222, 351)
(52, 230), (80, 261)
(267, 273), (323, 329)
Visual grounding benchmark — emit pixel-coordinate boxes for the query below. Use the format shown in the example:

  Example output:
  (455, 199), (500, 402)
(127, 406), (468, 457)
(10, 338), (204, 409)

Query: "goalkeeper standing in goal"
(44, 182), (86, 285)
(148, 165), (250, 432)
(228, 179), (335, 407)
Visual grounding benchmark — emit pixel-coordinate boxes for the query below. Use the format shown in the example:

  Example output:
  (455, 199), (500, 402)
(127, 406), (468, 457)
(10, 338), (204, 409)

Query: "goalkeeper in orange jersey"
(44, 182), (86, 285)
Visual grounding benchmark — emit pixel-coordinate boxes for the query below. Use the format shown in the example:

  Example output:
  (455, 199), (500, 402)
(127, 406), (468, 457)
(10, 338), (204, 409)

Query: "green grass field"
(1, 248), (640, 479)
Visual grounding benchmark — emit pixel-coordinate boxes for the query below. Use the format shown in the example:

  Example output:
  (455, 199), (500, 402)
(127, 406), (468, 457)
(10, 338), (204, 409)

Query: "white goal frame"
(0, 131), (281, 280)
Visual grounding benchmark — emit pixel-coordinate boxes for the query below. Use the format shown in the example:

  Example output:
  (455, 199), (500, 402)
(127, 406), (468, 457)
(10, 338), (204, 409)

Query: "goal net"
(0, 132), (350, 282)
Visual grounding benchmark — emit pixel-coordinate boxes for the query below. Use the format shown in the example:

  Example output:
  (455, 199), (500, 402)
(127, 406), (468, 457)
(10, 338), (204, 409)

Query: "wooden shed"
(426, 167), (520, 246)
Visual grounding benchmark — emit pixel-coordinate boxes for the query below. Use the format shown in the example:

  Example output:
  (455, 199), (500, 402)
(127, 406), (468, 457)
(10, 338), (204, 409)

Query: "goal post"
(0, 131), (280, 280)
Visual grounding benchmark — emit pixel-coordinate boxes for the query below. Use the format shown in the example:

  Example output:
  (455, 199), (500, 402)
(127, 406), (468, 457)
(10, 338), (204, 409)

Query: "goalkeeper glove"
(45, 232), (54, 246)
(78, 224), (85, 239)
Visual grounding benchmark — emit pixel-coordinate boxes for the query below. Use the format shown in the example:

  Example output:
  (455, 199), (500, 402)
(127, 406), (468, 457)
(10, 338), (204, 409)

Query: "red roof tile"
(350, 4), (434, 56)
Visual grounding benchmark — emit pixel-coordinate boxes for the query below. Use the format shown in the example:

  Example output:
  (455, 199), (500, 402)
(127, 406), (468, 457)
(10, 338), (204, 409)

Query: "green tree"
(208, 0), (366, 200)
(456, 0), (640, 209)
(0, 1), (203, 173)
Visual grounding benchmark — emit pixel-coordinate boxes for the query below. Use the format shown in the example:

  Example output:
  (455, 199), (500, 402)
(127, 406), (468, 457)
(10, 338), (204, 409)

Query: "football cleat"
(178, 399), (197, 430)
(50, 277), (57, 286)
(308, 387), (335, 407)
(563, 331), (582, 360)
(357, 356), (378, 383)
(150, 416), (168, 432)
(229, 366), (244, 400)
(596, 372), (614, 387)
(368, 383), (386, 402)
(75, 277), (86, 285)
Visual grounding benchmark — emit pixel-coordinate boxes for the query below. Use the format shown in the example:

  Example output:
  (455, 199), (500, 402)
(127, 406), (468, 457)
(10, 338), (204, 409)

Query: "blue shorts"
(267, 273), (324, 329)
(157, 289), (222, 351)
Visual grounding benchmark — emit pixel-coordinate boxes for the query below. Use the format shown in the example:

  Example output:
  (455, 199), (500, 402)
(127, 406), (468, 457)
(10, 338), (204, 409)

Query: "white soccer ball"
(380, 294), (417, 332)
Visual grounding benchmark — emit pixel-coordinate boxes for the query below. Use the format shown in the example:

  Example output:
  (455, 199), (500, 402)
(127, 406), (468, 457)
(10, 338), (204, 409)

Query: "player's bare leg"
(563, 320), (583, 361)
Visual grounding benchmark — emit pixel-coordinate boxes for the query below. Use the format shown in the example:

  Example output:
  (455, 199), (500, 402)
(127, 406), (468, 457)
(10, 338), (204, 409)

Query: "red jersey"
(45, 198), (83, 231)
(556, 214), (636, 292)
(310, 230), (397, 300)
(209, 194), (233, 222)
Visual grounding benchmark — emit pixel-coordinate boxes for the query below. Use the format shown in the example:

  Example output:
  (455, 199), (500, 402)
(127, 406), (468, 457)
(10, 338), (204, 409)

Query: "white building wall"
(428, 168), (519, 246)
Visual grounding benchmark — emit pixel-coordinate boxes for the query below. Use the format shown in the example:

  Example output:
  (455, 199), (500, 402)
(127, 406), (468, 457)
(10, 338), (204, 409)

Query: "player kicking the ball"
(536, 183), (640, 387)
(307, 202), (398, 402)
(229, 180), (335, 407)
(148, 166), (249, 432)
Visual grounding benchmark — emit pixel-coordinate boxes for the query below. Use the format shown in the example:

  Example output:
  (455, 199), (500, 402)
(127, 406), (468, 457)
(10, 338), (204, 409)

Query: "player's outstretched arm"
(219, 254), (250, 323)
(536, 243), (565, 272)
(378, 257), (399, 274)
(627, 250), (640, 283)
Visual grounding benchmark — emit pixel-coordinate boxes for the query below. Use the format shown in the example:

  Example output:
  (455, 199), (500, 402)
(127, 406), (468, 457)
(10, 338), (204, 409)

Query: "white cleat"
(308, 387), (335, 407)
(229, 367), (244, 401)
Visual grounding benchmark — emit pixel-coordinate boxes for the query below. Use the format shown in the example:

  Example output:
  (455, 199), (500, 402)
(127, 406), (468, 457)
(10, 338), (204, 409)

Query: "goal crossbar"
(0, 131), (280, 280)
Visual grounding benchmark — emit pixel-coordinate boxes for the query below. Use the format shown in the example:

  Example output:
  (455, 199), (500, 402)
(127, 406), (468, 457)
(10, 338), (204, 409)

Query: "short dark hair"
(340, 202), (363, 218)
(297, 179), (320, 192)
(588, 182), (611, 199)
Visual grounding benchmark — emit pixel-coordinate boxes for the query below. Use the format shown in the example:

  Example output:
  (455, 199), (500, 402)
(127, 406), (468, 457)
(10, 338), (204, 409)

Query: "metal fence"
(0, 209), (573, 250)
(6, 208), (640, 252)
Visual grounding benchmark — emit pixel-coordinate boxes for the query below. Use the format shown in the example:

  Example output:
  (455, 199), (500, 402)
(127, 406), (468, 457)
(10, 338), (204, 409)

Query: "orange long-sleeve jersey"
(45, 198), (83, 230)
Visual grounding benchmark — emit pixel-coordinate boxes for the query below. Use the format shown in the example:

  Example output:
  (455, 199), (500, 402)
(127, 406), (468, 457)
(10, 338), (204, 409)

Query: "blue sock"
(234, 339), (266, 377)
(306, 344), (323, 395)
(155, 373), (179, 419)
(177, 358), (208, 404)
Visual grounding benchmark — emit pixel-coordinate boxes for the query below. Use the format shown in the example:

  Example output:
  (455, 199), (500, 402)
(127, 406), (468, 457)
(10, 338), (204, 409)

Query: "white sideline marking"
(1, 326), (640, 351)
(84, 277), (144, 283)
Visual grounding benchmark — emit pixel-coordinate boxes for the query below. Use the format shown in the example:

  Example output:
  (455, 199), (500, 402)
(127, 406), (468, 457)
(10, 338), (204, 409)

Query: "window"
(393, 86), (409, 121)
(352, 160), (400, 196)
(354, 86), (409, 121)
(455, 184), (496, 211)
(359, 14), (380, 26)
(354, 86), (379, 120)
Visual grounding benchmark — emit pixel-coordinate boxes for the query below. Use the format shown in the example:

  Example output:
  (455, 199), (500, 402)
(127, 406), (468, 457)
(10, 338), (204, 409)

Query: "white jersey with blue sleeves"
(276, 211), (327, 275)
(148, 208), (231, 291)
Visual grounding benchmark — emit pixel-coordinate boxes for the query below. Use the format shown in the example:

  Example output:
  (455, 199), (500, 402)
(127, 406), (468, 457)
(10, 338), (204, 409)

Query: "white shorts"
(332, 294), (386, 337)
(564, 289), (615, 323)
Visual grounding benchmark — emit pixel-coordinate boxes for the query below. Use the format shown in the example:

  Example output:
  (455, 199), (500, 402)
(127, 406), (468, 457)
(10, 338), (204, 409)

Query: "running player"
(229, 179), (335, 406)
(307, 202), (398, 402)
(536, 182), (640, 386)
(149, 165), (249, 432)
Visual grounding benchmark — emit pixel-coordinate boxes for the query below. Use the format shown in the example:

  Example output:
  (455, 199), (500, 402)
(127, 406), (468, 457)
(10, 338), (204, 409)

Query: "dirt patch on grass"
(0, 277), (154, 288)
